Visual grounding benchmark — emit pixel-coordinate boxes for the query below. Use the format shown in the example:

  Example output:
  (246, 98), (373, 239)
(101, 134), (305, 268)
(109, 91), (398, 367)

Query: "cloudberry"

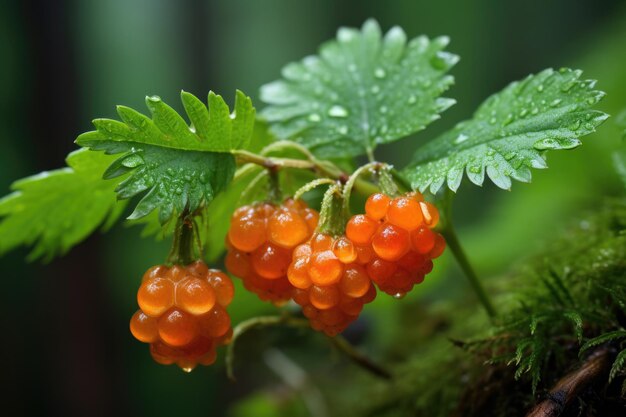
(226, 199), (318, 304)
(130, 261), (233, 372)
(289, 232), (377, 336)
(348, 192), (446, 297)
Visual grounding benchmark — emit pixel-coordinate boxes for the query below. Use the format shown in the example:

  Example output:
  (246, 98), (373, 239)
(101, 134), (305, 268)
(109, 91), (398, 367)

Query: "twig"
(328, 335), (393, 380)
(526, 347), (614, 417)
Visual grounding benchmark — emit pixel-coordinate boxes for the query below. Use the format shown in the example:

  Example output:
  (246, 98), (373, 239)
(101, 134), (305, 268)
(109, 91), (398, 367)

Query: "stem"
(166, 216), (196, 265)
(439, 190), (497, 318)
(317, 184), (347, 237)
(233, 149), (379, 196)
(390, 168), (412, 193)
(328, 335), (392, 380)
(441, 224), (496, 318)
(226, 314), (392, 381)
(226, 315), (309, 381)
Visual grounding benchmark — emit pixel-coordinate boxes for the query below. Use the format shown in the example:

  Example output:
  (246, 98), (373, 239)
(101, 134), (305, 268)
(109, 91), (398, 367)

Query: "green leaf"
(82, 140), (235, 223)
(77, 90), (255, 153)
(0, 149), (126, 261)
(610, 349), (626, 382)
(579, 330), (626, 355)
(260, 19), (457, 158)
(405, 68), (608, 193)
(75, 92), (249, 223)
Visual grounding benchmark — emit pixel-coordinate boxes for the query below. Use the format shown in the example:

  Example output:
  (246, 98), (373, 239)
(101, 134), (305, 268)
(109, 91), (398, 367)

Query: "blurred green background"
(1, 1), (625, 416)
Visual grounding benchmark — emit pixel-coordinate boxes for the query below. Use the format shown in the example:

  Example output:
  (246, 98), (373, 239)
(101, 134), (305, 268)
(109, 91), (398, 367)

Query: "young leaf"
(76, 92), (251, 223)
(404, 68), (608, 193)
(260, 19), (457, 158)
(77, 90), (255, 153)
(0, 149), (126, 261)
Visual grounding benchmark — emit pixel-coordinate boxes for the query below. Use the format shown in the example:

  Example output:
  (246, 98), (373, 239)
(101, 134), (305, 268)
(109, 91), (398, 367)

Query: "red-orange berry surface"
(226, 199), (319, 304)
(346, 192), (445, 297)
(130, 261), (234, 372)
(289, 232), (377, 336)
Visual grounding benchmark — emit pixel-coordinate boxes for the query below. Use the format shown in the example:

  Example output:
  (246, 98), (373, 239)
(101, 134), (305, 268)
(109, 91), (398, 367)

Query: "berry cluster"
(346, 192), (445, 296)
(289, 233), (377, 336)
(225, 199), (319, 304)
(130, 261), (233, 371)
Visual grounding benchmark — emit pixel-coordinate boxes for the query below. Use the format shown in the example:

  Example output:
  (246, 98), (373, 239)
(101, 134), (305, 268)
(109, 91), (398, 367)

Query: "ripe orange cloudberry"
(347, 192), (445, 297)
(225, 198), (319, 304)
(289, 232), (377, 336)
(130, 261), (234, 372)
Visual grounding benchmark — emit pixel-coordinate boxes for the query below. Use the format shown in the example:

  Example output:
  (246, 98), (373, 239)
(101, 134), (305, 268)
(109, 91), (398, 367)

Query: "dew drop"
(337, 125), (348, 135)
(379, 106), (388, 114)
(328, 105), (348, 118)
(308, 113), (321, 122)
(489, 117), (497, 125)
(374, 68), (386, 78)
(536, 84), (544, 93)
(454, 133), (469, 144)
(519, 108), (529, 118)
(348, 64), (357, 72)
(371, 85), (381, 94)
(503, 113), (514, 126)
(550, 99), (562, 107)
(393, 292), (406, 300)
(569, 120), (581, 131)
(407, 95), (417, 104)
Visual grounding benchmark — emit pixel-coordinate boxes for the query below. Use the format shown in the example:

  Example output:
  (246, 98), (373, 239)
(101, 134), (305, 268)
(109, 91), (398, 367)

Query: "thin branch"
(526, 347), (614, 417)
(328, 335), (393, 380)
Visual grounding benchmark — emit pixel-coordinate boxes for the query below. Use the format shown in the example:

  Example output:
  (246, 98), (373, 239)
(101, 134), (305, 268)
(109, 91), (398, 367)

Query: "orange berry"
(340, 265), (371, 297)
(228, 215), (266, 252)
(311, 233), (333, 251)
(167, 265), (188, 283)
(150, 342), (177, 365)
(346, 214), (379, 245)
(186, 260), (209, 277)
(360, 284), (377, 304)
(302, 305), (318, 319)
(397, 252), (427, 272)
(428, 234), (446, 258)
(308, 250), (343, 286)
(372, 223), (410, 261)
(143, 265), (168, 282)
(250, 243), (291, 279)
(365, 193), (391, 220)
(225, 249), (251, 278)
(302, 208), (319, 232)
(355, 244), (374, 264)
(293, 243), (312, 259)
(130, 310), (159, 343)
(287, 257), (312, 289)
(268, 208), (310, 248)
(176, 278), (216, 315)
(332, 237), (357, 263)
(292, 288), (311, 306)
(386, 196), (423, 231)
(411, 225), (436, 254)
(158, 308), (197, 346)
(199, 305), (231, 338)
(339, 296), (364, 316)
(319, 309), (344, 326)
(419, 201), (440, 228)
(309, 285), (340, 309)
(206, 269), (235, 306)
(366, 258), (397, 285)
(137, 277), (175, 317)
